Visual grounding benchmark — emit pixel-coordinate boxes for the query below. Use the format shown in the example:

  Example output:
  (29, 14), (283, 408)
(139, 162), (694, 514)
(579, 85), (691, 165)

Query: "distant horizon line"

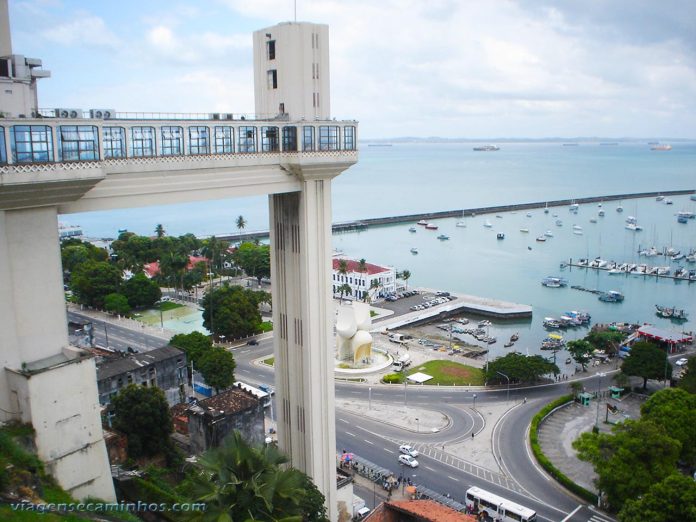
(359, 136), (696, 143)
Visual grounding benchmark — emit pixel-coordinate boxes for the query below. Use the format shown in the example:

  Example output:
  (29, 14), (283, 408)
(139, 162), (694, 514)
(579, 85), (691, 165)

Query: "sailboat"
(544, 202), (549, 214)
(616, 201), (624, 213)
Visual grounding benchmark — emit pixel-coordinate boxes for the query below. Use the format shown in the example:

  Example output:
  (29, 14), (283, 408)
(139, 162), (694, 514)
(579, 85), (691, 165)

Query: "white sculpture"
(336, 302), (373, 364)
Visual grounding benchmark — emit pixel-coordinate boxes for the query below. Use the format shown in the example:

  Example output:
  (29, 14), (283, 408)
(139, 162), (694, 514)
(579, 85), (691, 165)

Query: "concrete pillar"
(269, 173), (337, 521)
(0, 206), (115, 501)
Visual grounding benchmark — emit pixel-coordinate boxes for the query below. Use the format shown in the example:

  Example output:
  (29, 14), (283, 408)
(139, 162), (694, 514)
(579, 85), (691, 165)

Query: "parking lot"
(373, 290), (456, 320)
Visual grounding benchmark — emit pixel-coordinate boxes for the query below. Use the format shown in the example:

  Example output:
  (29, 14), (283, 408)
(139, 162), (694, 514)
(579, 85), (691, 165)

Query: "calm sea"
(65, 141), (696, 358)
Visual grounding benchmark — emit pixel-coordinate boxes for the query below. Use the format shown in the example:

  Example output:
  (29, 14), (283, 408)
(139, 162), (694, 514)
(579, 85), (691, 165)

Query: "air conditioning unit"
(210, 113), (221, 120)
(55, 108), (82, 119)
(223, 113), (234, 120)
(89, 109), (115, 119)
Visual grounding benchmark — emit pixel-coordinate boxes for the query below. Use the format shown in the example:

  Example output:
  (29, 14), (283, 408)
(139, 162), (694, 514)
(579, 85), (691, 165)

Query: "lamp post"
(368, 387), (372, 410)
(595, 372), (606, 430)
(472, 393), (477, 411)
(158, 302), (164, 329)
(496, 371), (510, 402)
(103, 322), (109, 348)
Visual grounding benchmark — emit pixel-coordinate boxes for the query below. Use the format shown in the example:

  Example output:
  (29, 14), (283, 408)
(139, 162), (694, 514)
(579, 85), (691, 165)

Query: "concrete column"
(0, 206), (115, 501)
(269, 174), (337, 521)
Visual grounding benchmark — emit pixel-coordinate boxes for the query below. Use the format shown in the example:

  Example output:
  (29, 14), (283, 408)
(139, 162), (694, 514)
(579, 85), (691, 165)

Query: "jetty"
(213, 189), (695, 242)
(565, 259), (696, 282)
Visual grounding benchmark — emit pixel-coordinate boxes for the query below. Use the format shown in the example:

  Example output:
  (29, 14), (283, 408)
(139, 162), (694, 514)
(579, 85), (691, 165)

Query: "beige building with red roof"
(331, 257), (397, 301)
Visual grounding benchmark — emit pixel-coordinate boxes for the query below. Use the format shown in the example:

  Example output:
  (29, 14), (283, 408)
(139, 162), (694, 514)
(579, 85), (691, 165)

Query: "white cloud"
(41, 14), (121, 49)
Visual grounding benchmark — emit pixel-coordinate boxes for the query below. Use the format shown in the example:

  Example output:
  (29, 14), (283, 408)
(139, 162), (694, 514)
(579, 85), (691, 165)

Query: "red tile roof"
(332, 258), (390, 276)
(142, 256), (209, 278)
(370, 500), (476, 522)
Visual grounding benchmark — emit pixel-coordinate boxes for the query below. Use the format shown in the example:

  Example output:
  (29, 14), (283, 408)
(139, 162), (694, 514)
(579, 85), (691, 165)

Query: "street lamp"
(496, 371), (510, 402)
(595, 372), (606, 430)
(472, 393), (477, 410)
(103, 322), (109, 348)
(368, 387), (372, 410)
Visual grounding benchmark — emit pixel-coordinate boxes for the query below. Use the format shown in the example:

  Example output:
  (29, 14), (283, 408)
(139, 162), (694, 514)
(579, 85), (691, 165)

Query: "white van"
(388, 333), (406, 344)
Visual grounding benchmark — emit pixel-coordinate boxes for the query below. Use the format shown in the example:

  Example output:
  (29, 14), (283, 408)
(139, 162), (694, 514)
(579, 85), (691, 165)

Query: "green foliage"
(679, 356), (696, 394)
(298, 473), (328, 522)
(122, 272), (161, 308)
(234, 242), (271, 284)
(621, 341), (671, 390)
(197, 346), (236, 393)
(202, 284), (263, 339)
(586, 330), (626, 355)
(485, 352), (558, 384)
(618, 473), (696, 522)
(61, 240), (108, 274)
(155, 224), (166, 238)
(641, 387), (696, 465)
(170, 332), (213, 366)
(528, 396), (598, 504)
(382, 373), (404, 384)
(566, 339), (594, 371)
(70, 259), (122, 308)
(104, 292), (131, 315)
(111, 233), (157, 270)
(573, 420), (681, 511)
(182, 431), (311, 522)
(112, 385), (174, 460)
(406, 360), (484, 386)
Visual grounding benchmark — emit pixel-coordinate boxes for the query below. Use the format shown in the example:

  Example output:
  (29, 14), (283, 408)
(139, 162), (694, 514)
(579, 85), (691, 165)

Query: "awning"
(637, 325), (693, 344)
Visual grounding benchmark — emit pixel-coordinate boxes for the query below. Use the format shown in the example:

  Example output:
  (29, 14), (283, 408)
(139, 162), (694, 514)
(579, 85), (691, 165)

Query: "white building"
(331, 257), (397, 301)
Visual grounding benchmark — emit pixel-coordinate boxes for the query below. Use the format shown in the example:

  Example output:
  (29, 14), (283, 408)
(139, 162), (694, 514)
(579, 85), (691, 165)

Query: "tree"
(202, 284), (263, 339)
(298, 473), (329, 522)
(566, 339), (594, 372)
(236, 215), (247, 238)
(586, 329), (626, 355)
(155, 223), (166, 238)
(641, 387), (696, 465)
(621, 341), (671, 390)
(234, 242), (271, 285)
(399, 269), (411, 290)
(197, 346), (236, 394)
(183, 431), (312, 522)
(570, 381), (584, 398)
(61, 240), (108, 274)
(104, 293), (131, 315)
(678, 356), (696, 394)
(111, 384), (174, 460)
(122, 272), (161, 308)
(618, 473), (696, 522)
(573, 419), (681, 511)
(71, 260), (123, 308)
(159, 251), (189, 292)
(336, 283), (352, 303)
(485, 353), (558, 384)
(357, 258), (367, 275)
(170, 331), (213, 366)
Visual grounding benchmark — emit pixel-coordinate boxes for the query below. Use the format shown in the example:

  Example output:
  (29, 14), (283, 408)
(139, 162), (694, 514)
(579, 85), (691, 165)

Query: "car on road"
(247, 339), (259, 345)
(676, 358), (689, 367)
(398, 454), (419, 468)
(258, 384), (275, 395)
(399, 445), (419, 458)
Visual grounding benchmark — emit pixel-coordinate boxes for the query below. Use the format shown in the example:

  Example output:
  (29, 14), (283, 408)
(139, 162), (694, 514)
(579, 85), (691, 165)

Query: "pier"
(564, 259), (696, 282)
(213, 189), (695, 242)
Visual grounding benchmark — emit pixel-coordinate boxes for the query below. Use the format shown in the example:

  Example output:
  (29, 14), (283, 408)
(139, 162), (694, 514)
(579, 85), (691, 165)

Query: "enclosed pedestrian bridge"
(0, 112), (357, 212)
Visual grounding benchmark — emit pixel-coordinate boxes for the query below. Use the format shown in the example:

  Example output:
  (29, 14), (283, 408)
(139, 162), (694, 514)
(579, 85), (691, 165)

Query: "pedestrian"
(471, 432), (475, 439)
(523, 397), (527, 404)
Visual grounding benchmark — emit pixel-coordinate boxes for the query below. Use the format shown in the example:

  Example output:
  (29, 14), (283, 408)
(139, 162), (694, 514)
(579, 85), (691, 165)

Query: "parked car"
(398, 454), (419, 468)
(247, 339), (259, 346)
(399, 445), (419, 458)
(676, 358), (689, 367)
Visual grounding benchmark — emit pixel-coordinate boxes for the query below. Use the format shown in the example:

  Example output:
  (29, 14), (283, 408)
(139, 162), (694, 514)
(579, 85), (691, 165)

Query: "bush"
(529, 395), (598, 505)
(382, 373), (404, 384)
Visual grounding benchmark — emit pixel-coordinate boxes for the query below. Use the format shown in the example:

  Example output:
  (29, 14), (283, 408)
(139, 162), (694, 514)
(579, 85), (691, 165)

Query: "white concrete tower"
(0, 0), (115, 501)
(253, 22), (330, 120)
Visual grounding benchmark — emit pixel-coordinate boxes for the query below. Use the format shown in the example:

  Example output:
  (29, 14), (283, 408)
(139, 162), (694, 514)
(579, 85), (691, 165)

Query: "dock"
(212, 189), (695, 242)
(375, 290), (532, 331)
(564, 260), (695, 282)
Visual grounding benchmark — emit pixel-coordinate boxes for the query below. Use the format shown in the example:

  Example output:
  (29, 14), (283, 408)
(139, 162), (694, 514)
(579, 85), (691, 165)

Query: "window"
(319, 125), (339, 151)
(103, 127), (126, 158)
(10, 125), (53, 163)
(261, 126), (279, 152)
(303, 126), (315, 151)
(267, 69), (277, 89)
(161, 126), (183, 155)
(282, 126), (297, 151)
(131, 127), (155, 157)
(267, 40), (276, 60)
(238, 126), (257, 153)
(0, 127), (6, 164)
(214, 126), (234, 154)
(188, 126), (210, 155)
(343, 126), (356, 151)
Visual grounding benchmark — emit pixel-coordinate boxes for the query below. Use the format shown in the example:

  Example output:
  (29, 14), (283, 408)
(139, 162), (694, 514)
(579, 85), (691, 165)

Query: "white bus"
(465, 487), (537, 522)
(234, 381), (271, 408)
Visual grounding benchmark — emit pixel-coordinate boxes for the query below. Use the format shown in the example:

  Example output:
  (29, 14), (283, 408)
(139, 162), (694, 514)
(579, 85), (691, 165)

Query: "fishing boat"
(496, 233), (505, 240)
(543, 317), (562, 329)
(417, 220), (428, 226)
(536, 235), (547, 242)
(425, 223), (438, 230)
(541, 276), (568, 288)
(655, 305), (688, 321)
(410, 248), (419, 254)
(541, 334), (565, 350)
(598, 290), (624, 303)
(437, 234), (450, 240)
(544, 230), (553, 238)
(569, 202), (579, 212)
(598, 209), (605, 217)
(503, 341), (514, 348)
(510, 333), (519, 342)
(616, 202), (624, 213)
(409, 227), (417, 232)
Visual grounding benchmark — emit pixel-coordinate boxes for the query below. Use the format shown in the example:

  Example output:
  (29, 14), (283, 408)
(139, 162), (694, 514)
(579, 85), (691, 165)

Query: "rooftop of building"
(365, 500), (476, 522)
(96, 345), (185, 380)
(189, 387), (260, 417)
(332, 257), (391, 276)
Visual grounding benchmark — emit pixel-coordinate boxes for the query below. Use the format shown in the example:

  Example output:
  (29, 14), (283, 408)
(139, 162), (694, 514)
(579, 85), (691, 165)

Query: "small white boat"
(437, 234), (450, 240)
(536, 235), (547, 242)
(656, 266), (670, 275)
(573, 229), (583, 235)
(410, 248), (419, 254)
(664, 198), (673, 205)
(625, 223), (643, 231)
(573, 224), (583, 231)
(484, 220), (493, 228)
(456, 221), (467, 227)
(656, 195), (665, 201)
(526, 212), (533, 218)
(569, 203), (579, 212)
(555, 219), (563, 226)
(544, 230), (553, 237)
(598, 209), (605, 217)
(608, 268), (622, 275)
(417, 219), (428, 226)
(519, 228), (529, 233)
(409, 227), (417, 232)
(425, 223), (438, 230)
(590, 218), (597, 223)
(616, 204), (624, 213)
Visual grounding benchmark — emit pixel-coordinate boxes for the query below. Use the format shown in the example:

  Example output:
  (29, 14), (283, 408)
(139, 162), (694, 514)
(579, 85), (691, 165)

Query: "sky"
(8, 0), (696, 139)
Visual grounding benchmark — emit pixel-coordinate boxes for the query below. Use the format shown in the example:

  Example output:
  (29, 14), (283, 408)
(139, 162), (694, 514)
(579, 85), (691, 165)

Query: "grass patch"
(258, 321), (273, 333)
(159, 301), (184, 311)
(262, 357), (275, 367)
(406, 360), (484, 386)
(370, 310), (378, 317)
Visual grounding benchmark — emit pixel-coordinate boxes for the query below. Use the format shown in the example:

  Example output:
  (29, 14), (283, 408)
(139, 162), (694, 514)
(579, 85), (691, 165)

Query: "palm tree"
(236, 215), (247, 240)
(183, 431), (307, 521)
(357, 258), (367, 274)
(368, 279), (381, 301)
(337, 283), (352, 303)
(155, 223), (166, 238)
(399, 269), (411, 290)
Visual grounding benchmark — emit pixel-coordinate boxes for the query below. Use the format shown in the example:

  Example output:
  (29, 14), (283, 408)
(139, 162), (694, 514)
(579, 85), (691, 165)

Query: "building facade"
(332, 257), (397, 301)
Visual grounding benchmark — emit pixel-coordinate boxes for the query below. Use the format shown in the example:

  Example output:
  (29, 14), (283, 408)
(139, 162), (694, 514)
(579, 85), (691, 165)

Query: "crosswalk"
(587, 513), (614, 522)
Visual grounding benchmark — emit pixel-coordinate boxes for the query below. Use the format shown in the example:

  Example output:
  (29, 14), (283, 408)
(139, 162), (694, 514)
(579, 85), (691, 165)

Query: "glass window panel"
(160, 126), (183, 155)
(131, 126), (155, 157)
(282, 126), (297, 151)
(318, 125), (339, 151)
(343, 126), (356, 151)
(188, 126), (210, 155)
(103, 127), (126, 158)
(238, 126), (257, 153)
(214, 126), (234, 154)
(261, 126), (279, 152)
(57, 125), (98, 161)
(303, 126), (315, 151)
(0, 128), (6, 164)
(10, 125), (54, 163)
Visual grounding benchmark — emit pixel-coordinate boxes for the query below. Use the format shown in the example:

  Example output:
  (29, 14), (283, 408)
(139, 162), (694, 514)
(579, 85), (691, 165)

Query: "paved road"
(68, 310), (169, 352)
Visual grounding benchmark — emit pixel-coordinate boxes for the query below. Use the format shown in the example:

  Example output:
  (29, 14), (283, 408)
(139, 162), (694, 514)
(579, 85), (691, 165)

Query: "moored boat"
(437, 234), (449, 240)
(655, 304), (688, 321)
(425, 223), (438, 230)
(409, 226), (417, 232)
(410, 248), (419, 254)
(599, 290), (624, 303)
(417, 219), (428, 226)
